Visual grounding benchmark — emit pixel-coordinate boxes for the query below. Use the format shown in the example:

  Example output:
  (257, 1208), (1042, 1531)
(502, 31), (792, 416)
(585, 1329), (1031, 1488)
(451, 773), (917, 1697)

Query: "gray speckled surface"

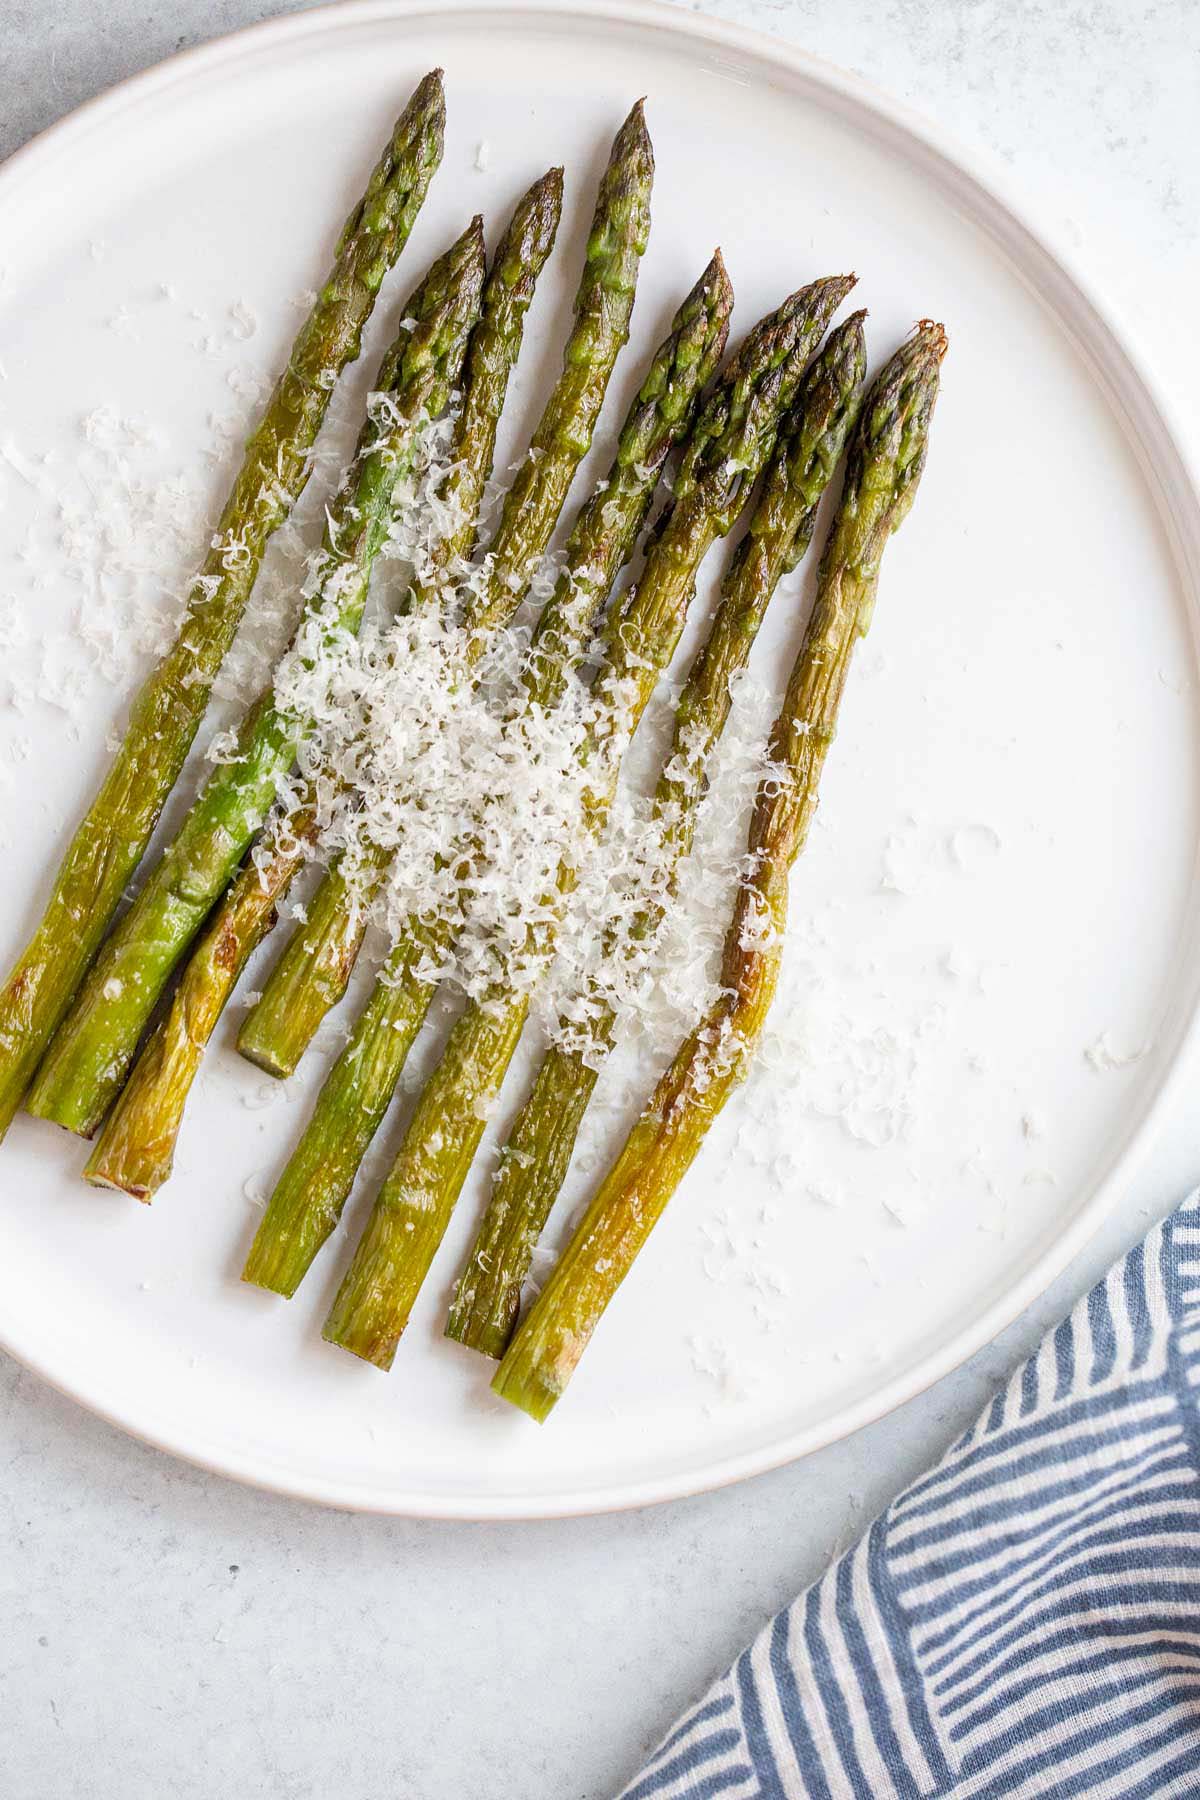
(2, 4), (1199, 1797)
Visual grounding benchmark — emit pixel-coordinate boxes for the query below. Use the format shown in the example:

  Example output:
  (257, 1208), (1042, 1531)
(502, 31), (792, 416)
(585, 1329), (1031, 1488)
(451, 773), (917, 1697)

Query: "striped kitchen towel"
(620, 1190), (1200, 1799)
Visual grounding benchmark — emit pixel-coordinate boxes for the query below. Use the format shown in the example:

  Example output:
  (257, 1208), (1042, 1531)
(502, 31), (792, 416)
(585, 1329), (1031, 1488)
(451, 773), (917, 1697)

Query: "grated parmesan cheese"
(252, 411), (780, 1061)
(1084, 1030), (1145, 1072)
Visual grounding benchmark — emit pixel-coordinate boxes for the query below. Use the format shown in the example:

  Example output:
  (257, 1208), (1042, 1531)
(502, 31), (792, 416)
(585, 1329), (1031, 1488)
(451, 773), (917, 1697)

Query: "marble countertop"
(2, 2), (1198, 1796)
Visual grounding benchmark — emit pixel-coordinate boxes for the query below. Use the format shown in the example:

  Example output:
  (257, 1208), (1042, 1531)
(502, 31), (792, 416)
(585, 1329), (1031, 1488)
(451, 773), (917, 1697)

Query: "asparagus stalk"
(81, 171), (564, 1199)
(450, 311), (868, 1357)
(242, 255), (737, 1301)
(238, 102), (654, 1079)
(29, 220), (486, 1139)
(83, 813), (319, 1198)
(493, 322), (948, 1420)
(320, 277), (857, 1370)
(0, 71), (446, 1140)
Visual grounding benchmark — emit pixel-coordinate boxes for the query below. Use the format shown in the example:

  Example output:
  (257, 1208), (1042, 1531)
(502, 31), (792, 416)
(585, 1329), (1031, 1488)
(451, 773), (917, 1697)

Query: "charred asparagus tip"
(702, 248), (730, 298)
(915, 319), (950, 357)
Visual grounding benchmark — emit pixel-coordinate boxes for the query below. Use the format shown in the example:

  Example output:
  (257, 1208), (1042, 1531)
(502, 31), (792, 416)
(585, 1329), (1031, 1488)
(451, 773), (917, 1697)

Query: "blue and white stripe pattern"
(620, 1193), (1200, 1799)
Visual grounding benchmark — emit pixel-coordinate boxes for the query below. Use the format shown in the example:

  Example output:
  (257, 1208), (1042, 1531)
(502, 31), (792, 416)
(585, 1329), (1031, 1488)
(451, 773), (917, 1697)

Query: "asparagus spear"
(0, 71), (446, 1140)
(28, 220), (486, 1139)
(242, 255), (738, 1301)
(238, 102), (654, 1079)
(449, 311), (868, 1356)
(493, 322), (948, 1420)
(81, 171), (564, 1200)
(320, 277), (858, 1370)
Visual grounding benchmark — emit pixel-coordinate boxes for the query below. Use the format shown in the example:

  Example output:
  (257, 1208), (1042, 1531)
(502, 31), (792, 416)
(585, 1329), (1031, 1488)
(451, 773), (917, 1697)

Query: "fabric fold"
(620, 1192), (1200, 1799)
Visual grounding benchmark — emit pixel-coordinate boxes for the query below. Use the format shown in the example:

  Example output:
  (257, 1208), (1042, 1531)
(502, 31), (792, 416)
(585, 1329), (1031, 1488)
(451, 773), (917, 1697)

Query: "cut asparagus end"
(234, 1035), (298, 1082)
(491, 1335), (576, 1422)
(322, 1246), (410, 1369)
(241, 1241), (312, 1301)
(82, 1169), (153, 1204)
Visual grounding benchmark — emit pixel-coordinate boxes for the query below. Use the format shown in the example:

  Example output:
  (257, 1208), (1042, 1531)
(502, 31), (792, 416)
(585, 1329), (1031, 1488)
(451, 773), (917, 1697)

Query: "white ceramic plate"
(1, 0), (1198, 1518)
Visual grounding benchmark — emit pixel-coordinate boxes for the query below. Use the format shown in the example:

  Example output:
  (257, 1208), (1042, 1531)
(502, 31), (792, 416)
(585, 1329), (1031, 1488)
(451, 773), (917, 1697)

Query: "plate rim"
(2, 0), (1200, 1519)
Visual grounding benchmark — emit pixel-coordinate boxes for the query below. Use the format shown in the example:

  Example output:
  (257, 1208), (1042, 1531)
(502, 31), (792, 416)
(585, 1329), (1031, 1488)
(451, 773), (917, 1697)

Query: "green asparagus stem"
(450, 311), (868, 1356)
(81, 172), (564, 1199)
(320, 276), (857, 1370)
(242, 255), (736, 1301)
(29, 219), (486, 1139)
(82, 810), (319, 1198)
(0, 71), (446, 1140)
(238, 102), (655, 1079)
(494, 322), (948, 1420)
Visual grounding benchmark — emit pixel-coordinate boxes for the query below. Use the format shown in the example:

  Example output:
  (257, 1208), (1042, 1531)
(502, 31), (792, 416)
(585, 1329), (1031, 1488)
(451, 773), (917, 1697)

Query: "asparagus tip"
(409, 67), (445, 110)
(521, 165), (565, 205)
(241, 1267), (294, 1300)
(619, 95), (652, 148)
(520, 168), (566, 233)
(785, 272), (857, 317)
(916, 318), (950, 359)
(689, 248), (732, 319)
